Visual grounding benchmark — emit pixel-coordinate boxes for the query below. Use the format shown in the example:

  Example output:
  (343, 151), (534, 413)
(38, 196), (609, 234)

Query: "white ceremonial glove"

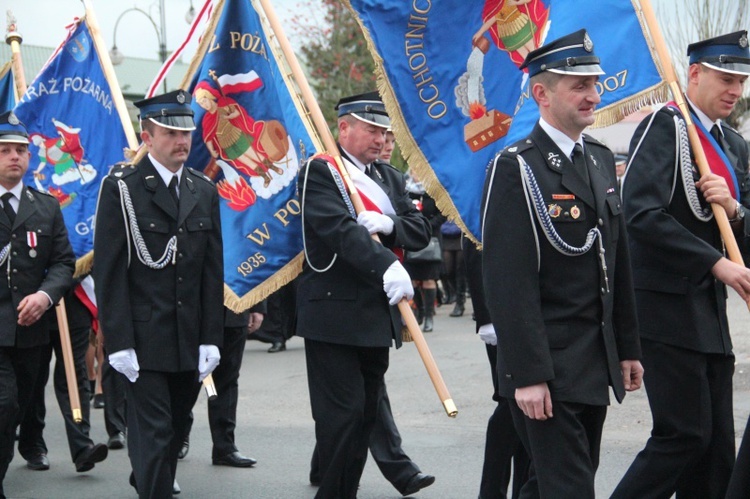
(357, 211), (394, 235)
(109, 348), (140, 383)
(383, 261), (414, 306)
(478, 323), (497, 346)
(198, 344), (221, 382)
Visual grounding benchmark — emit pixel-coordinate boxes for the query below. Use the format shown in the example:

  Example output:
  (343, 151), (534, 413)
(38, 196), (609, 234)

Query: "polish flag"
(217, 71), (263, 95)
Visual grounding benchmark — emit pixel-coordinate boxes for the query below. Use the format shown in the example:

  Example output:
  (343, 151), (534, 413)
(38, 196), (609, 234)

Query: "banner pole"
(257, 0), (457, 417)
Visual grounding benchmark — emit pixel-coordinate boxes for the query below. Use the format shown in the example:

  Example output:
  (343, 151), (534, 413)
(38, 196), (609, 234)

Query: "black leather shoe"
(178, 438), (189, 459)
(422, 316), (433, 332)
(93, 394), (105, 409)
(449, 303), (464, 317)
(74, 443), (108, 472)
(267, 341), (286, 353)
(107, 432), (126, 450)
(212, 451), (257, 468)
(173, 479), (181, 495)
(26, 454), (50, 471)
(402, 473), (435, 496)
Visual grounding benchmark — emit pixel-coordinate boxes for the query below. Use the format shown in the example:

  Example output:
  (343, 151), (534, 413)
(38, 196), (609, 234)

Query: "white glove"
(357, 211), (394, 235)
(109, 348), (140, 383)
(198, 344), (221, 382)
(383, 261), (414, 306)
(478, 324), (497, 346)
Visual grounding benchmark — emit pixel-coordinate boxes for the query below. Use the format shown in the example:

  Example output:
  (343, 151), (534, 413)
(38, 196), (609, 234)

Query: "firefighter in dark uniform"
(0, 111), (75, 499)
(297, 92), (431, 499)
(481, 30), (643, 498)
(94, 90), (224, 499)
(612, 31), (750, 499)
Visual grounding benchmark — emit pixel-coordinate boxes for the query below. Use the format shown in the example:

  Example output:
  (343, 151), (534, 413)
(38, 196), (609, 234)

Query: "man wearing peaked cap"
(135, 89), (197, 131)
(93, 90), (224, 498)
(482, 29), (643, 497)
(612, 30), (750, 499)
(0, 111), (75, 498)
(297, 91), (431, 498)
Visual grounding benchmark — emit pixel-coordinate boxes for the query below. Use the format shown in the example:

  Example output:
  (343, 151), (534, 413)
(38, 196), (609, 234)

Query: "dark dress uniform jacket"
(0, 186), (75, 347)
(623, 106), (750, 355)
(296, 152), (431, 348)
(482, 124), (641, 406)
(94, 157), (224, 372)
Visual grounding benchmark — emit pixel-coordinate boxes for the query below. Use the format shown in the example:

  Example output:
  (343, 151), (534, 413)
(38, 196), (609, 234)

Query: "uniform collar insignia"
(547, 152), (562, 168)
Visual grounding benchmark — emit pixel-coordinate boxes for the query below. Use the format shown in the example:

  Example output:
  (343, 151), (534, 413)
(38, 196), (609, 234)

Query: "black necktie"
(1, 192), (16, 225)
(168, 175), (180, 208)
(711, 124), (725, 152)
(571, 143), (590, 187)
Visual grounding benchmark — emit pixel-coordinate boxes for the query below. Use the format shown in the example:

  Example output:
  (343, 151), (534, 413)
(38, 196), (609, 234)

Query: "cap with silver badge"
(687, 30), (750, 76)
(0, 111), (29, 144)
(135, 89), (196, 131)
(335, 91), (391, 129)
(520, 29), (605, 78)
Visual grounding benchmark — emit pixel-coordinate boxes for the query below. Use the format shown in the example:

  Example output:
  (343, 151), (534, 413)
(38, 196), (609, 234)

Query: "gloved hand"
(478, 323), (497, 346)
(109, 348), (140, 383)
(382, 261), (414, 306)
(198, 344), (221, 382)
(357, 211), (394, 235)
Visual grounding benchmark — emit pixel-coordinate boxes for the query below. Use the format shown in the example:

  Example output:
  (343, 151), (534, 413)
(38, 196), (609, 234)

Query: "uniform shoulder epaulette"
(372, 159), (400, 173)
(582, 133), (606, 148)
(107, 163), (137, 179)
(26, 185), (55, 199)
(660, 104), (680, 116)
(187, 167), (215, 184)
(500, 139), (533, 157)
(722, 122), (743, 138)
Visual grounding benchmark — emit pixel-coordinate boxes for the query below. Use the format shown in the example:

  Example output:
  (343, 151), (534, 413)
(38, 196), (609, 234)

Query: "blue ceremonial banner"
(185, 0), (316, 310)
(346, 0), (667, 243)
(0, 62), (16, 112)
(14, 20), (129, 261)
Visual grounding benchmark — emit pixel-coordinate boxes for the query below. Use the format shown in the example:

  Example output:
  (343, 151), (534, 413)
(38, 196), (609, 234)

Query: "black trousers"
(305, 338), (388, 499)
(208, 325), (246, 457)
(480, 344), (530, 499)
(18, 326), (93, 462)
(126, 370), (198, 499)
(509, 400), (606, 499)
(611, 339), (735, 499)
(726, 415), (750, 499)
(0, 345), (43, 497)
(309, 381), (421, 494)
(102, 348), (127, 437)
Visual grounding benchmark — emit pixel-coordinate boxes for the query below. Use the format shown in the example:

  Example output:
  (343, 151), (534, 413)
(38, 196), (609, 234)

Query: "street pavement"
(5, 293), (750, 498)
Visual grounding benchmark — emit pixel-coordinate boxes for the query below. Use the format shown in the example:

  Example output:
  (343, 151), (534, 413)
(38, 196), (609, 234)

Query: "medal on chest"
(27, 231), (38, 258)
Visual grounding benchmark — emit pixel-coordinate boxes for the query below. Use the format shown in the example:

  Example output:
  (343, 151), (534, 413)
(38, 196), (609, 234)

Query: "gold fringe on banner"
(74, 251), (94, 278)
(223, 253), (304, 314)
(592, 82), (669, 128)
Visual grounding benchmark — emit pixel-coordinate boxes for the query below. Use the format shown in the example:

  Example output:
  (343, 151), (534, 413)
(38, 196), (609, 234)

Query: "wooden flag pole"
(55, 298), (83, 423)
(638, 0), (748, 287)
(5, 12), (27, 98)
(80, 0), (138, 149)
(258, 0), (457, 417)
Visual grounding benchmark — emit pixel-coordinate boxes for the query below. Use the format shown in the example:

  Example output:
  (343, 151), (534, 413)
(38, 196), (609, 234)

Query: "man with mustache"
(94, 90), (224, 498)
(611, 31), (750, 499)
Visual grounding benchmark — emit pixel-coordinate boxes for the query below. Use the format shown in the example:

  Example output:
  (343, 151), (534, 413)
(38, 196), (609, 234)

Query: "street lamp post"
(109, 0), (168, 93)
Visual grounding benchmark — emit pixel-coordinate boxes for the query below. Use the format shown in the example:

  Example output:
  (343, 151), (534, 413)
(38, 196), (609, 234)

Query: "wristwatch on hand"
(730, 201), (745, 223)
